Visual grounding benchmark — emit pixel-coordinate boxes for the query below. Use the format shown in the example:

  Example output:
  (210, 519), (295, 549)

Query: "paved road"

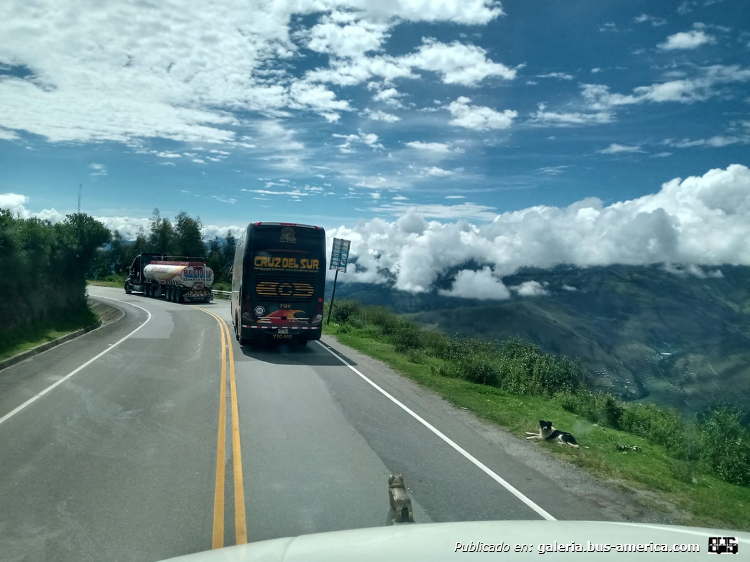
(0, 286), (652, 562)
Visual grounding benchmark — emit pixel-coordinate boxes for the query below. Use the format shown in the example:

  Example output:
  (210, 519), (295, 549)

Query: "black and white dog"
(526, 420), (579, 448)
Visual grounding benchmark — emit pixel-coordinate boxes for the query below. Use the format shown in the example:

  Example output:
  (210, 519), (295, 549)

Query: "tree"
(174, 211), (205, 257)
(109, 230), (125, 274)
(222, 231), (236, 276)
(148, 208), (175, 254)
(206, 236), (224, 282)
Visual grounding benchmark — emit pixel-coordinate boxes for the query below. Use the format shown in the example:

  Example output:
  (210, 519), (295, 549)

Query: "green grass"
(87, 274), (127, 288)
(0, 306), (99, 362)
(322, 309), (750, 531)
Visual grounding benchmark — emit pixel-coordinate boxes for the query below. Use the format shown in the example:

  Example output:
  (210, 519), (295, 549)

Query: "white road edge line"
(315, 340), (557, 521)
(0, 296), (152, 427)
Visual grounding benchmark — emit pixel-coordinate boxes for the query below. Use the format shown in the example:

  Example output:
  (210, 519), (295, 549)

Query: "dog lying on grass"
(526, 420), (580, 448)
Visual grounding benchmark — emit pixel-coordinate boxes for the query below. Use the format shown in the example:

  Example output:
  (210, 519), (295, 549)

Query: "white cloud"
(534, 165), (572, 175)
(333, 130), (383, 152)
(364, 109), (400, 122)
(536, 72), (574, 80)
(0, 1), (503, 145)
(529, 103), (613, 126)
(448, 96), (516, 130)
(667, 135), (749, 148)
(402, 40), (517, 85)
(243, 188), (310, 197)
(0, 128), (20, 141)
(322, 164), (750, 292)
(445, 195), (466, 199)
(423, 166), (453, 177)
(153, 151), (182, 158)
(634, 14), (667, 27)
(511, 281), (549, 297)
(0, 193), (30, 216)
(581, 67), (750, 110)
(305, 16), (389, 58)
(439, 267), (511, 300)
(372, 87), (404, 108)
(562, 284), (578, 292)
(658, 30), (715, 50)
(88, 163), (107, 176)
(598, 144), (645, 154)
(404, 141), (462, 153)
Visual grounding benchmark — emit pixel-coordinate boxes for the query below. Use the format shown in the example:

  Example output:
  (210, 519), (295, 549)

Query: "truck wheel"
(125, 283), (132, 294)
(145, 285), (151, 298)
(176, 290), (183, 304)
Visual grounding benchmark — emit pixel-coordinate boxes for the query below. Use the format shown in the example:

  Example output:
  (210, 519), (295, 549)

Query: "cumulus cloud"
(323, 164), (750, 293)
(0, 0), (504, 146)
(510, 281), (549, 297)
(448, 96), (517, 130)
(439, 267), (511, 300)
(658, 30), (715, 50)
(364, 109), (400, 122)
(332, 130), (383, 152)
(401, 39), (517, 85)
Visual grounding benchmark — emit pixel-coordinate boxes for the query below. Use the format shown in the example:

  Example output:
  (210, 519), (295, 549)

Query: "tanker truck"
(124, 253), (214, 303)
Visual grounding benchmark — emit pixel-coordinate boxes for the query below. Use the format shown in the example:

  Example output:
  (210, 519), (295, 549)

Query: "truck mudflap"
(183, 290), (213, 302)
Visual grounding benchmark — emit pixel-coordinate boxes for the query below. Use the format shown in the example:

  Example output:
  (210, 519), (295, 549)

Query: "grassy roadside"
(321, 311), (750, 531)
(0, 306), (99, 362)
(87, 274), (127, 288)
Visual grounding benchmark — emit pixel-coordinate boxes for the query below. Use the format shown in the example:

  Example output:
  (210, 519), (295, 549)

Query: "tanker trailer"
(124, 253), (214, 303)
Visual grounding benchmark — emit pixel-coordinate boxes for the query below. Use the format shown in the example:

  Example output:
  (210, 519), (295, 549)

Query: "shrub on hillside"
(699, 406), (750, 487)
(392, 320), (423, 353)
(455, 353), (500, 386)
(421, 329), (450, 358)
(362, 306), (400, 334)
(331, 300), (361, 324)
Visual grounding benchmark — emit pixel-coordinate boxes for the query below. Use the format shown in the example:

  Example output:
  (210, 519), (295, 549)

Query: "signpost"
(327, 238), (350, 325)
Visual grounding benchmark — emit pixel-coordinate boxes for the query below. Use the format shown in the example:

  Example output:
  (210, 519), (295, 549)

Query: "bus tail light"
(315, 297), (324, 323)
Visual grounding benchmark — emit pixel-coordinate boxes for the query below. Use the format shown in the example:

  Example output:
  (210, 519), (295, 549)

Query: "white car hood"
(162, 520), (748, 561)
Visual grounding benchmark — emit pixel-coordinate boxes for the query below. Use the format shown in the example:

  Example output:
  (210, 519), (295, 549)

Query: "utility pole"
(77, 183), (82, 213)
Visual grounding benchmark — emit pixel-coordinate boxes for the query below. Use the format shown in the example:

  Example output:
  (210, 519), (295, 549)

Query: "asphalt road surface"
(0, 286), (658, 562)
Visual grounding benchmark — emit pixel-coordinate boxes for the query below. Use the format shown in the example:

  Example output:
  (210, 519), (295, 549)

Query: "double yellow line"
(197, 307), (247, 548)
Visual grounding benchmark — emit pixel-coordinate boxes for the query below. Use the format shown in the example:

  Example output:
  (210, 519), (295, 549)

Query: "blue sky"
(1, 1), (750, 296)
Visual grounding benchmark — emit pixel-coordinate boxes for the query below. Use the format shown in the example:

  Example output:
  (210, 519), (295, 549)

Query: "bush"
(622, 402), (686, 456)
(331, 300), (361, 324)
(699, 406), (750, 487)
(421, 329), (451, 358)
(456, 353), (500, 386)
(362, 306), (400, 334)
(392, 320), (423, 353)
(406, 349), (425, 364)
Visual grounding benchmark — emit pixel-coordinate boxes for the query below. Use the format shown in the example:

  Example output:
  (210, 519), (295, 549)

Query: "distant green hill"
(326, 264), (750, 419)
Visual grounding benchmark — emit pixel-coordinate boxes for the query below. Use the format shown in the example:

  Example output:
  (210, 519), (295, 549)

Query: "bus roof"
(250, 222), (322, 230)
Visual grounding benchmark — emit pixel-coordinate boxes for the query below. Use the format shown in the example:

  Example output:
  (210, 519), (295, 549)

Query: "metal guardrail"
(213, 290), (231, 296)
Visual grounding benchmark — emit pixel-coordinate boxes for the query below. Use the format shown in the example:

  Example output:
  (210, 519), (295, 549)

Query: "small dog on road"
(526, 420), (580, 448)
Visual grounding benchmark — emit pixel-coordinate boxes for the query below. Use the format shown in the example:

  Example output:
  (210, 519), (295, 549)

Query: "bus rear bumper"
(239, 324), (322, 343)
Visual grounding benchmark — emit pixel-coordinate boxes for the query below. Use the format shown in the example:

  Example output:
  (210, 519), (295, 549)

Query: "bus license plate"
(278, 328), (288, 334)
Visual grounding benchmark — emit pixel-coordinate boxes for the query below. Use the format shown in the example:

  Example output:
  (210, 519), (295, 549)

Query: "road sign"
(329, 238), (351, 272)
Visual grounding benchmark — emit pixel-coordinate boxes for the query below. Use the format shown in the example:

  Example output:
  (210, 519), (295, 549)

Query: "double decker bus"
(231, 222), (326, 346)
